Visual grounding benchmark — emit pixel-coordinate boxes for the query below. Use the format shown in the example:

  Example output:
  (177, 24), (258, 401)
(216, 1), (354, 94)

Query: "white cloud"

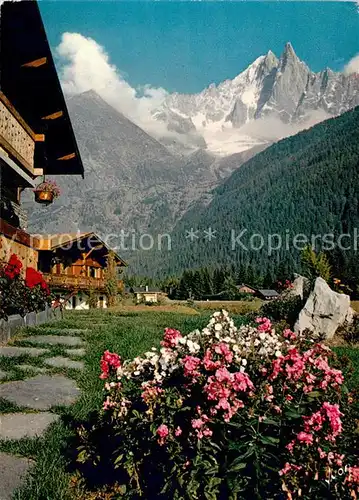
(344, 54), (359, 75)
(57, 32), (169, 135)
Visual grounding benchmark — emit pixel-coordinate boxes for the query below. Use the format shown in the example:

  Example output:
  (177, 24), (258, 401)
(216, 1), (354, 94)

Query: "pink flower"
(286, 440), (295, 453)
(233, 371), (254, 392)
(192, 418), (204, 429)
(215, 366), (232, 383)
(182, 355), (201, 378)
(203, 349), (221, 371)
(214, 342), (233, 363)
(322, 402), (343, 440)
(283, 329), (296, 340)
(255, 317), (272, 332)
(100, 350), (121, 379)
(157, 424), (169, 437)
(303, 410), (324, 432)
(296, 432), (314, 445)
(175, 426), (182, 437)
(161, 328), (182, 348)
(346, 466), (359, 485)
(157, 424), (169, 445)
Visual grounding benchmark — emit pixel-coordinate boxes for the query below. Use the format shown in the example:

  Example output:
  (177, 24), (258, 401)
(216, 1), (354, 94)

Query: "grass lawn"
(0, 306), (357, 499)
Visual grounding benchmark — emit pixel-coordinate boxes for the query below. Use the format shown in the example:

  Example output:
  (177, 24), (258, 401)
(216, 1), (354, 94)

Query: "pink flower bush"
(81, 311), (358, 499)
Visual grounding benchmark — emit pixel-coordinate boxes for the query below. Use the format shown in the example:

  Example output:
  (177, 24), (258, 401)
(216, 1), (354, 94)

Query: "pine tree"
(105, 251), (119, 307)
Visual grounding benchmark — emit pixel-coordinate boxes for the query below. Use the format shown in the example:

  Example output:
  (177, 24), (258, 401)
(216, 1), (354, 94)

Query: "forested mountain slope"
(144, 106), (359, 279)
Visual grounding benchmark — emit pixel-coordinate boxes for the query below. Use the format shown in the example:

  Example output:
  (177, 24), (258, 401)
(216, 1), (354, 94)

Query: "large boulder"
(294, 277), (354, 339)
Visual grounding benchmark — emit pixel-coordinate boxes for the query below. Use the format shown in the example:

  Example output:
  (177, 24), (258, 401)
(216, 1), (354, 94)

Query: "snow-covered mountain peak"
(153, 43), (359, 156)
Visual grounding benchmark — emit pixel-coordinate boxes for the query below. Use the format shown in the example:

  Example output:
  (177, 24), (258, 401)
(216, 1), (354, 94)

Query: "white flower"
(214, 323), (222, 331)
(134, 370), (141, 376)
(259, 332), (266, 341)
(275, 350), (282, 358)
(240, 366), (246, 373)
(187, 340), (200, 354)
(241, 359), (248, 366)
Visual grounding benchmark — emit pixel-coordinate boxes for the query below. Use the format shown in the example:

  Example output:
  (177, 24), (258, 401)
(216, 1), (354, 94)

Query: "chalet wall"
(0, 234), (38, 269)
(64, 292), (107, 310)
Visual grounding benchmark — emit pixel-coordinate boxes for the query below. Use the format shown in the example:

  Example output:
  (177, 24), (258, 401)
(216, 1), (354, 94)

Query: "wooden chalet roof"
(36, 232), (127, 267)
(0, 0), (84, 177)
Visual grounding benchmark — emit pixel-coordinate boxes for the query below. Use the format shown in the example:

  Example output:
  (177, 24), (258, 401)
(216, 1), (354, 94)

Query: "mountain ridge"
(153, 43), (359, 155)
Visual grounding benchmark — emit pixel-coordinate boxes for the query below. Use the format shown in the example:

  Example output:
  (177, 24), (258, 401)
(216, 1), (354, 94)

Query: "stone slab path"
(44, 357), (84, 370)
(25, 335), (85, 346)
(0, 453), (33, 500)
(0, 347), (49, 357)
(0, 374), (81, 410)
(0, 323), (88, 498)
(0, 412), (59, 440)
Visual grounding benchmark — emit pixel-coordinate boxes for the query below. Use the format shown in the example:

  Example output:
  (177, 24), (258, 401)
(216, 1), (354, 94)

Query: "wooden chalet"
(0, 1), (127, 309)
(36, 233), (126, 309)
(0, 0), (84, 271)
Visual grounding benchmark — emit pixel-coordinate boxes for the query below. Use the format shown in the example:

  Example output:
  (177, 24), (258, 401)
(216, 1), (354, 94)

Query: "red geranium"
(4, 254), (22, 279)
(25, 267), (49, 294)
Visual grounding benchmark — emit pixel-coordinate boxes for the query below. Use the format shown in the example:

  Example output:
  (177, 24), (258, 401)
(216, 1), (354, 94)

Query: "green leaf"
(307, 391), (321, 398)
(229, 462), (247, 472)
(262, 418), (280, 426)
(259, 435), (280, 445)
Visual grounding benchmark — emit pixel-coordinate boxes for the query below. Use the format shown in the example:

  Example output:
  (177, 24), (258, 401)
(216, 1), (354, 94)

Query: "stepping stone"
(0, 452), (33, 500)
(0, 369), (8, 380)
(0, 347), (49, 358)
(15, 364), (48, 374)
(0, 412), (59, 440)
(25, 335), (85, 347)
(0, 375), (80, 410)
(65, 348), (86, 357)
(44, 357), (84, 370)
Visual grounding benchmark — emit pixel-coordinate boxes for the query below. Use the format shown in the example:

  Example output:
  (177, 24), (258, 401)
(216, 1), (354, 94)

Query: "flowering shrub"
(260, 295), (303, 328)
(277, 279), (294, 292)
(77, 312), (359, 499)
(0, 254), (51, 319)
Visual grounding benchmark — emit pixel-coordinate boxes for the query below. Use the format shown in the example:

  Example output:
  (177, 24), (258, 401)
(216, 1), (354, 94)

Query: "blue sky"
(40, 1), (359, 94)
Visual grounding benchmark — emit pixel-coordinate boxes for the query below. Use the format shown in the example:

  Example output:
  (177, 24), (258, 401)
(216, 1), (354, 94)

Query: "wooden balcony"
(43, 273), (123, 292)
(0, 91), (43, 177)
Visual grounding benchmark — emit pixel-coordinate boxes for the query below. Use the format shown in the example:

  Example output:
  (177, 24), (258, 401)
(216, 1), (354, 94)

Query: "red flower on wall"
(4, 254), (22, 279)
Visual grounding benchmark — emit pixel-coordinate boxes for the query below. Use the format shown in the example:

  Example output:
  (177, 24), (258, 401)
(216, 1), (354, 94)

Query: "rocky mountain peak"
(152, 43), (359, 155)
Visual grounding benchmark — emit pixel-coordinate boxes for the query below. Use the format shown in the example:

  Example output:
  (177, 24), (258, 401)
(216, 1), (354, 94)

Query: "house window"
(89, 267), (96, 278)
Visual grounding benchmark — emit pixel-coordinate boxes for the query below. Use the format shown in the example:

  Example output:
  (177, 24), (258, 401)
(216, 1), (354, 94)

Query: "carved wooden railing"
(0, 91), (42, 176)
(43, 273), (123, 292)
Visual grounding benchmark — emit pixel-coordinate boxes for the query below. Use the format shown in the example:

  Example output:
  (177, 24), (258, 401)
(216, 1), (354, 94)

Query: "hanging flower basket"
(33, 180), (61, 205)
